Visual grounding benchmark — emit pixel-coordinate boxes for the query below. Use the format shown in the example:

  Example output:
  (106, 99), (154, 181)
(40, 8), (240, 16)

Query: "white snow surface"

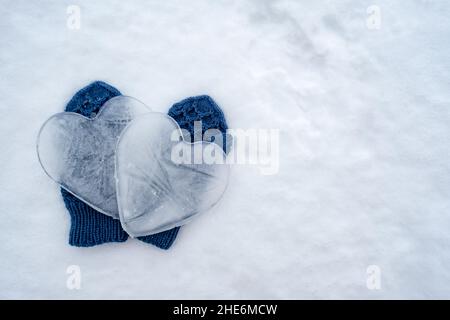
(1, 0), (449, 299)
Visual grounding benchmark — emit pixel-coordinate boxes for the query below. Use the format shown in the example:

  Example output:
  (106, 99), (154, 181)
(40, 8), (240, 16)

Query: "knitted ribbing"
(61, 189), (128, 246)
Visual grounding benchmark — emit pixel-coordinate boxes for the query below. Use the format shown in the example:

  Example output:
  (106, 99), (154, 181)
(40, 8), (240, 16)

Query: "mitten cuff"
(138, 227), (180, 250)
(61, 189), (128, 247)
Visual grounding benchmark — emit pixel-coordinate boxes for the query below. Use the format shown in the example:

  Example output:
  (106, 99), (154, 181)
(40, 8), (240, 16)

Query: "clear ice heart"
(116, 113), (229, 236)
(37, 96), (152, 218)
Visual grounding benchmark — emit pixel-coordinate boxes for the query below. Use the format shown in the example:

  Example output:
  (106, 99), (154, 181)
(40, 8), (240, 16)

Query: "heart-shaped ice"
(37, 96), (152, 218)
(116, 113), (229, 236)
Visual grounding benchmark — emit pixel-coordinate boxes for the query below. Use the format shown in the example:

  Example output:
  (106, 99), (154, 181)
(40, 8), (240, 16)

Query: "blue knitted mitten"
(138, 95), (230, 245)
(61, 81), (177, 248)
(168, 95), (230, 153)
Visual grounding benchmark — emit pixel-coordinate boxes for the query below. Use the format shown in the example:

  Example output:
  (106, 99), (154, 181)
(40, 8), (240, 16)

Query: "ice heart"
(37, 96), (152, 218)
(116, 112), (229, 236)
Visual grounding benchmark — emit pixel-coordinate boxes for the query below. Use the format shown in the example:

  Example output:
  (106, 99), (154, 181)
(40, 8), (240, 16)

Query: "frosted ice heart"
(37, 96), (152, 218)
(116, 113), (229, 237)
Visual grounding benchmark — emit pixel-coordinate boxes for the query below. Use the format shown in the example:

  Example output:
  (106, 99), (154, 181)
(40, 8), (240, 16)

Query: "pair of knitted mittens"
(56, 81), (229, 249)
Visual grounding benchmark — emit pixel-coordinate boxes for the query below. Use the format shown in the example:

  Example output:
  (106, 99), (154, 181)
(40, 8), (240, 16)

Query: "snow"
(1, 0), (449, 299)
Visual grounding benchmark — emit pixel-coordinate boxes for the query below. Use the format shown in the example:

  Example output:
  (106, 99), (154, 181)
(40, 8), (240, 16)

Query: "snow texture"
(1, 0), (449, 299)
(117, 112), (229, 237)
